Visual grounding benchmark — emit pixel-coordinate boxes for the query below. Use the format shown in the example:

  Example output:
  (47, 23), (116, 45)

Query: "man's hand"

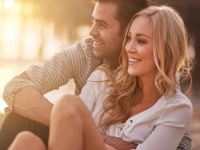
(102, 134), (137, 150)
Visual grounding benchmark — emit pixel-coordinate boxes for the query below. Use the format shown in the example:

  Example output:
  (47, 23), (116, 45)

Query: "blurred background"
(0, 0), (199, 149)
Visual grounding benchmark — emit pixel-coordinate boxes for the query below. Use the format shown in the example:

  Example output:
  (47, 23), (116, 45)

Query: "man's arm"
(3, 49), (74, 125)
(3, 38), (96, 125)
(13, 86), (53, 126)
(177, 131), (192, 150)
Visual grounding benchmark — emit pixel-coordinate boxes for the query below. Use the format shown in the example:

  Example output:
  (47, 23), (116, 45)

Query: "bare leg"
(48, 94), (106, 150)
(8, 131), (46, 150)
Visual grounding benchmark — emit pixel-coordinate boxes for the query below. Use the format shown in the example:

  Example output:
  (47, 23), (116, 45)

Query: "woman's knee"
(13, 131), (36, 144)
(8, 131), (46, 150)
(51, 94), (85, 120)
(51, 94), (91, 122)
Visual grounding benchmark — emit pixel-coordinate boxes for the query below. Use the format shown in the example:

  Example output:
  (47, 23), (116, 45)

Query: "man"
(0, 0), (191, 150)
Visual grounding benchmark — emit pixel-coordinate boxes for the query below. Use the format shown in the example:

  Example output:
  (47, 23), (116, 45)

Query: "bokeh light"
(0, 98), (7, 114)
(3, 0), (15, 9)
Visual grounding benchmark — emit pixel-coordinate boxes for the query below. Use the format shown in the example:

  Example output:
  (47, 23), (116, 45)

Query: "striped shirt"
(3, 37), (102, 113)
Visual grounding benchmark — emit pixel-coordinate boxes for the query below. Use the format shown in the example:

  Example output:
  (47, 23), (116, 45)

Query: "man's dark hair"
(92, 0), (149, 34)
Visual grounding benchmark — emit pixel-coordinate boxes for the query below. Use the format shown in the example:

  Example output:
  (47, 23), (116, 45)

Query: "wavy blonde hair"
(99, 5), (193, 132)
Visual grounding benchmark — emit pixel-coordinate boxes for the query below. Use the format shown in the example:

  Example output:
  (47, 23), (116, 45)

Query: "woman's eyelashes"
(137, 39), (146, 44)
(126, 35), (147, 45)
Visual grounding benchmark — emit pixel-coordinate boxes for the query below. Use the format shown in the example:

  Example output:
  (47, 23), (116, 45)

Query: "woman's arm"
(136, 99), (193, 150)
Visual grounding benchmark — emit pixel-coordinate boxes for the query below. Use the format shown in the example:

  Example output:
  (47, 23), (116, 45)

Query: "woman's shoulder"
(161, 89), (193, 121)
(164, 89), (193, 108)
(156, 89), (193, 127)
(88, 69), (108, 81)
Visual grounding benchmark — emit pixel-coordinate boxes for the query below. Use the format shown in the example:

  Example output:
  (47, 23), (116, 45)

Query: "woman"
(8, 5), (193, 150)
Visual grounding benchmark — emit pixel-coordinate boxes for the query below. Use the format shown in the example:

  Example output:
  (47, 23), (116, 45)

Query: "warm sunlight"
(3, 0), (15, 9)
(0, 98), (7, 114)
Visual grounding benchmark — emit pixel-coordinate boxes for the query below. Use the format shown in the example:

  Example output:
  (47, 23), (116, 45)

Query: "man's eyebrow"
(92, 17), (109, 26)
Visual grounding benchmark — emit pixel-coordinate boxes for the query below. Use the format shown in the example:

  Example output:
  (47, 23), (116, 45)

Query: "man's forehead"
(92, 2), (118, 20)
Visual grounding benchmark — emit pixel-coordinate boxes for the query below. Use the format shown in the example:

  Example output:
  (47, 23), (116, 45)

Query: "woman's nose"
(125, 40), (136, 53)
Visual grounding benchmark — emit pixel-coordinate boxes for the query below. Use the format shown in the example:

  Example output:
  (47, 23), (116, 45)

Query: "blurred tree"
(21, 0), (93, 41)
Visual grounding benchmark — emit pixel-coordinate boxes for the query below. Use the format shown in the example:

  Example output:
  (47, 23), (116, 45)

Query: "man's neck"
(103, 59), (119, 70)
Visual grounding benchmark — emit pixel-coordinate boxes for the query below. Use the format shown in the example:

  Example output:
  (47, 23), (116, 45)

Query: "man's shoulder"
(61, 37), (96, 59)
(61, 37), (93, 52)
(82, 37), (94, 45)
(76, 37), (93, 51)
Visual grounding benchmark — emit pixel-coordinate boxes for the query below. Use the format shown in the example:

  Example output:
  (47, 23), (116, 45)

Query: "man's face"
(89, 2), (124, 63)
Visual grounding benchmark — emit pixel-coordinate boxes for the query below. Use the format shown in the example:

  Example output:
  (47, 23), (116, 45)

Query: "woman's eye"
(138, 39), (145, 44)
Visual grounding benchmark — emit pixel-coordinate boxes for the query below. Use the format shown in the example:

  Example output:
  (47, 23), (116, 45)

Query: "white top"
(80, 70), (193, 150)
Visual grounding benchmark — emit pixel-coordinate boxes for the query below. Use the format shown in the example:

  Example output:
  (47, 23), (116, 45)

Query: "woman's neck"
(139, 76), (161, 103)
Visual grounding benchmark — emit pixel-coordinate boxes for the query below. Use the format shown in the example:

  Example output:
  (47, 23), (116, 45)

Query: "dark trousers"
(0, 112), (49, 150)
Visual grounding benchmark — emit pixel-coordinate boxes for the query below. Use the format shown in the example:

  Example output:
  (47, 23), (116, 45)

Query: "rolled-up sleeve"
(3, 38), (99, 113)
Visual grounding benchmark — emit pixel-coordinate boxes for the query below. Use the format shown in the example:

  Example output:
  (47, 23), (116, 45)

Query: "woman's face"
(125, 16), (156, 80)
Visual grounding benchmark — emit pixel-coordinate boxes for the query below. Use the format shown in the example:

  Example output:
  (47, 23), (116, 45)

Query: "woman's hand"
(102, 134), (137, 150)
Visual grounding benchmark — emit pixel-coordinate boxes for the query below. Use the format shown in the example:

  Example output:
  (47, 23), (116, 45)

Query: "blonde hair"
(99, 5), (193, 131)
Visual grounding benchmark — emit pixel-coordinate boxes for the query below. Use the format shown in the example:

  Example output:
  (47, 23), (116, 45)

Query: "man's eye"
(126, 35), (132, 41)
(99, 23), (105, 28)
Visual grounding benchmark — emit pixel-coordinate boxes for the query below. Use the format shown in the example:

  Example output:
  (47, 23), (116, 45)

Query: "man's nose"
(89, 24), (99, 37)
